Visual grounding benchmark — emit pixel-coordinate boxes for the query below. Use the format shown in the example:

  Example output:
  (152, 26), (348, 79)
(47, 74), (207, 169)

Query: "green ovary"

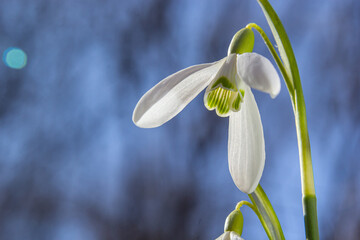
(205, 87), (244, 117)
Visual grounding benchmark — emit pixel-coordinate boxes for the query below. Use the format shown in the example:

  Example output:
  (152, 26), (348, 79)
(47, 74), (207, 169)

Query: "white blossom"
(133, 51), (280, 193)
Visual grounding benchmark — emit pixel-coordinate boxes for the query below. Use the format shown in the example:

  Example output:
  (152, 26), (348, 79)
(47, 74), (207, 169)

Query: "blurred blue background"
(0, 0), (359, 239)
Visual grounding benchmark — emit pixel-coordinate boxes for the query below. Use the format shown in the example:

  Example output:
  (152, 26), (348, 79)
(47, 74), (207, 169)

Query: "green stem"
(254, 0), (319, 239)
(294, 84), (318, 239)
(249, 185), (285, 240)
(236, 200), (274, 239)
(246, 23), (294, 100)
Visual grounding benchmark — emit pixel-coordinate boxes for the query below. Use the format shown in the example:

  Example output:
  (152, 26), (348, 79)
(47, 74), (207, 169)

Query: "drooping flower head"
(133, 27), (280, 193)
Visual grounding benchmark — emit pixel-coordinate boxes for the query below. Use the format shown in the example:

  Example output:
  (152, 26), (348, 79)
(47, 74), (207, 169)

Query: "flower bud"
(224, 209), (244, 236)
(227, 28), (254, 55)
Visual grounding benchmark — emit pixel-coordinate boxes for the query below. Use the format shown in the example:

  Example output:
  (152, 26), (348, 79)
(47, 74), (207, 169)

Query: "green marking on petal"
(231, 90), (245, 112)
(210, 76), (237, 91)
(204, 55), (245, 117)
(232, 94), (241, 111)
(205, 86), (245, 117)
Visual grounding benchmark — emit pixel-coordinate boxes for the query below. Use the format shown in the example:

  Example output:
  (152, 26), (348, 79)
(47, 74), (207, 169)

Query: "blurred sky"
(0, 0), (359, 239)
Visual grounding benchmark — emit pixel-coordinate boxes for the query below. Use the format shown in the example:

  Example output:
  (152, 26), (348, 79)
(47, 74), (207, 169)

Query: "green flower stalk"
(218, 190), (285, 240)
(247, 0), (320, 239)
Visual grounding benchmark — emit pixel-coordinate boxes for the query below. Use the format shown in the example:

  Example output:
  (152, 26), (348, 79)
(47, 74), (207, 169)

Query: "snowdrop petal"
(215, 232), (230, 240)
(228, 86), (265, 194)
(133, 58), (226, 128)
(230, 232), (244, 240)
(215, 232), (243, 240)
(237, 53), (280, 98)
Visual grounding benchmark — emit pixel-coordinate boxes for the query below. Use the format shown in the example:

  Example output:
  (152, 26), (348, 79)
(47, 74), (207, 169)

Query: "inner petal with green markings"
(204, 54), (245, 117)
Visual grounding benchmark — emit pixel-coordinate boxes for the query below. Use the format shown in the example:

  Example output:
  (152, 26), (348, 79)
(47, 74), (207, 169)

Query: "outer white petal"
(228, 86), (265, 194)
(237, 53), (280, 98)
(215, 232), (230, 240)
(215, 232), (244, 240)
(215, 232), (227, 240)
(133, 58), (226, 128)
(230, 232), (244, 240)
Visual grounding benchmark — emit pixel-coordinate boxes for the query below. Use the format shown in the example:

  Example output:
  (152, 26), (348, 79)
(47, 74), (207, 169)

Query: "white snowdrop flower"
(133, 28), (280, 193)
